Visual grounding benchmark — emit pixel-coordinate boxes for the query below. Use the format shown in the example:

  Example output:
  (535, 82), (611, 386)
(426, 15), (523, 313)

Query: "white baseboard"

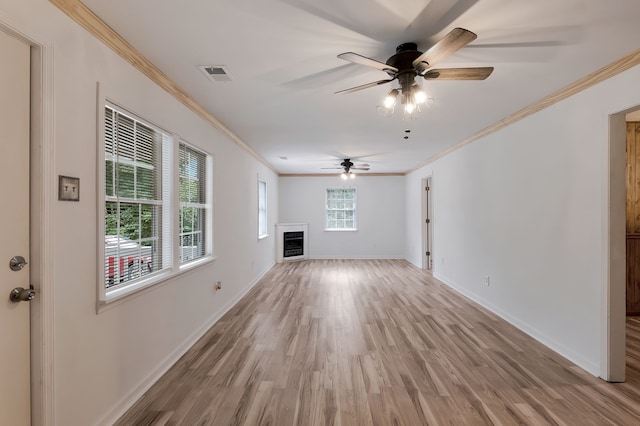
(404, 256), (422, 269)
(97, 262), (275, 426)
(308, 255), (405, 260)
(433, 272), (600, 377)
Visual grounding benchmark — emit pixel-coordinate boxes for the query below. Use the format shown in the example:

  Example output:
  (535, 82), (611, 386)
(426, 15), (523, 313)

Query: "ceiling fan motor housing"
(386, 43), (423, 75)
(386, 43), (423, 101)
(340, 159), (355, 172)
(384, 44), (422, 98)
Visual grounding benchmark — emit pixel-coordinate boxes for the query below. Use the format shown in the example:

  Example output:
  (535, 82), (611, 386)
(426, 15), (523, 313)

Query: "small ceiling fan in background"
(335, 27), (494, 116)
(322, 159), (370, 179)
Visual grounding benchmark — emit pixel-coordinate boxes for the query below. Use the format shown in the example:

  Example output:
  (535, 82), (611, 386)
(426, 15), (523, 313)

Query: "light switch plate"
(58, 175), (80, 201)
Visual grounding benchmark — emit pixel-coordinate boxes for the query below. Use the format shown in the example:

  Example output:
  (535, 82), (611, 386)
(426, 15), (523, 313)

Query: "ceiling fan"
(335, 28), (493, 114)
(322, 159), (370, 179)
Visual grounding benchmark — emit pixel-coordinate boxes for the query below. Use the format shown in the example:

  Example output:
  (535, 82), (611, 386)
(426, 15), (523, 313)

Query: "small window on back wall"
(258, 179), (268, 238)
(326, 188), (357, 230)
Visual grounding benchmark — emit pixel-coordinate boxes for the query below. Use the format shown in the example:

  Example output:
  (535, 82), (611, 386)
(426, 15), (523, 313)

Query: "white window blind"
(258, 179), (267, 238)
(326, 188), (357, 230)
(179, 142), (209, 263)
(104, 105), (170, 291)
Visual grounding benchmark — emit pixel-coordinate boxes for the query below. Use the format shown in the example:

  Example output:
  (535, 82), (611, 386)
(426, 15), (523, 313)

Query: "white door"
(0, 28), (31, 425)
(423, 178), (433, 271)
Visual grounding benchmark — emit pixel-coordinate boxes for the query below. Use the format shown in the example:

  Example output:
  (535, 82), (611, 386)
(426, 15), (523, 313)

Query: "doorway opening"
(625, 110), (640, 316)
(622, 109), (640, 384)
(605, 105), (640, 383)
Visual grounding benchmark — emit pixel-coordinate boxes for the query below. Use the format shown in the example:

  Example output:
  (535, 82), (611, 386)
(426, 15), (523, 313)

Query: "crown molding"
(279, 173), (404, 177)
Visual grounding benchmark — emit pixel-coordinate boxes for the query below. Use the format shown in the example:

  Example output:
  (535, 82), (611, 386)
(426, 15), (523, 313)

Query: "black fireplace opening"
(283, 231), (304, 258)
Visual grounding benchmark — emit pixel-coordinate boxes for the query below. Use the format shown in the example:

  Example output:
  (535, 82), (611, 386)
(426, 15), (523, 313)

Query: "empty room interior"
(4, 0), (640, 424)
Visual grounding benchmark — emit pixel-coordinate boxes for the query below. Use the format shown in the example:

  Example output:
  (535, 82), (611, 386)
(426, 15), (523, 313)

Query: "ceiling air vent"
(198, 65), (233, 82)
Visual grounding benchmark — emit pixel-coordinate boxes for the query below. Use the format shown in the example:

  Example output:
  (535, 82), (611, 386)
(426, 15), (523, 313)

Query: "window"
(258, 179), (268, 238)
(104, 105), (170, 290)
(179, 143), (209, 263)
(326, 188), (357, 230)
(101, 103), (213, 303)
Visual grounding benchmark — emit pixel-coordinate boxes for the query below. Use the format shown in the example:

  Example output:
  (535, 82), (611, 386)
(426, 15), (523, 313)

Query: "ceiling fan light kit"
(383, 89), (399, 108)
(341, 171), (357, 180)
(336, 28), (493, 118)
(379, 84), (433, 118)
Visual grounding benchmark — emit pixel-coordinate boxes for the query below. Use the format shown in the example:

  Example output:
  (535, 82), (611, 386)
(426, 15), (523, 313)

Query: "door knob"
(9, 287), (35, 303)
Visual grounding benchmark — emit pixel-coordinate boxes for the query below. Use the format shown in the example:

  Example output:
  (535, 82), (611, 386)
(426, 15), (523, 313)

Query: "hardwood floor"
(115, 260), (640, 425)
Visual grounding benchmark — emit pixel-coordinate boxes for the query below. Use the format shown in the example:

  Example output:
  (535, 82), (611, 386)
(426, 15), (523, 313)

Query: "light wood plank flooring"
(116, 259), (640, 425)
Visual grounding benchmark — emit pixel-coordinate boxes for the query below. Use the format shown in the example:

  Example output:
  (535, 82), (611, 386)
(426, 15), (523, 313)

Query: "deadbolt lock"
(9, 256), (27, 271)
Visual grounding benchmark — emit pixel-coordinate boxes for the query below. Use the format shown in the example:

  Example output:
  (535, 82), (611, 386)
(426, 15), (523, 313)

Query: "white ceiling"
(81, 0), (640, 174)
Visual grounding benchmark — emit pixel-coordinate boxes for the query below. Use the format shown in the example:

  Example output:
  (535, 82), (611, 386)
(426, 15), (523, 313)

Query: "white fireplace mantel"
(275, 223), (308, 263)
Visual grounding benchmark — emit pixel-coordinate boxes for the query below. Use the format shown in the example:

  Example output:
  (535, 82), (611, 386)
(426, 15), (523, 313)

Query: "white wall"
(0, 1), (278, 424)
(6, 1), (636, 422)
(406, 63), (640, 377)
(279, 176), (405, 259)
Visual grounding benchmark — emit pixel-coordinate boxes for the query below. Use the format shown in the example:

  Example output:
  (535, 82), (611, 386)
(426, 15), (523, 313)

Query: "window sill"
(179, 255), (215, 272)
(258, 233), (270, 240)
(324, 228), (358, 232)
(96, 255), (216, 313)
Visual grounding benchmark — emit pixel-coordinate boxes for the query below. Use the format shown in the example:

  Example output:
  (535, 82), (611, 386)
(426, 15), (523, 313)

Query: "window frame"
(258, 178), (268, 239)
(97, 96), (214, 308)
(325, 187), (358, 231)
(177, 141), (213, 265)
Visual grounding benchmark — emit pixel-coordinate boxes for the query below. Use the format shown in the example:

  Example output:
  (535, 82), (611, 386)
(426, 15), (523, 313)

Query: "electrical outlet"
(215, 281), (222, 292)
(484, 276), (490, 286)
